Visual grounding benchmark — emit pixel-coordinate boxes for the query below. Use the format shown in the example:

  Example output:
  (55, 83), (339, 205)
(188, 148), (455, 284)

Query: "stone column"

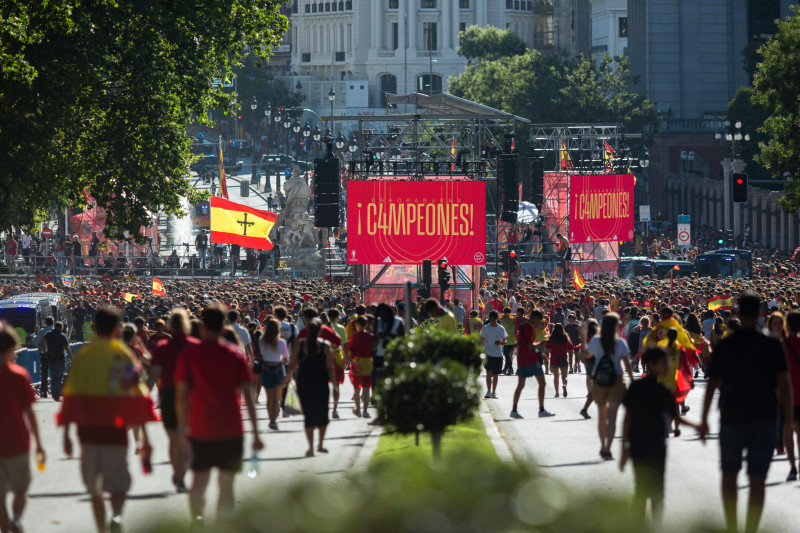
(408, 0), (417, 50)
(399, 0), (407, 48)
(721, 158), (733, 232)
(452, 0), (460, 48)
(442, 0), (451, 50)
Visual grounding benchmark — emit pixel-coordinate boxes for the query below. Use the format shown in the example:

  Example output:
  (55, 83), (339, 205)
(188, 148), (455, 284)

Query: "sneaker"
(555, 391), (559, 398)
(268, 421), (278, 430)
(787, 469), (798, 482)
(681, 405), (690, 415)
(332, 410), (340, 419)
(175, 480), (188, 493)
(579, 409), (591, 419)
(510, 410), (524, 419)
(109, 516), (122, 533)
(484, 392), (493, 399)
(674, 428), (682, 437)
(362, 410), (369, 418)
(490, 392), (498, 399)
(538, 410), (555, 418)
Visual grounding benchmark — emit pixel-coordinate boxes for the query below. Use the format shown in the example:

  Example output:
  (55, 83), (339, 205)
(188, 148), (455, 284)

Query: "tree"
(0, 0), (288, 239)
(449, 52), (658, 133)
(725, 88), (771, 181)
(752, 6), (800, 211)
(457, 25), (527, 63)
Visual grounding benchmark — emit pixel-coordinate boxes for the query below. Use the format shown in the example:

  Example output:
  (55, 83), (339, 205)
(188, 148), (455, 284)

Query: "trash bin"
(240, 180), (249, 197)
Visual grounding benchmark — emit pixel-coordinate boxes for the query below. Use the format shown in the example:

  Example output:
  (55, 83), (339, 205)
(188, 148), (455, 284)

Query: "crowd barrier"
(15, 342), (84, 385)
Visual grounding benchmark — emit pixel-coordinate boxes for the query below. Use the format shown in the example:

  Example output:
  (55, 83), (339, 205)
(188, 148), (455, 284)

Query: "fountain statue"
(268, 165), (324, 271)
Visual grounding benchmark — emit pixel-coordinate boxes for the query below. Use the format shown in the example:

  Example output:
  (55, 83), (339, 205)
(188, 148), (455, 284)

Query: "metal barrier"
(15, 342), (84, 385)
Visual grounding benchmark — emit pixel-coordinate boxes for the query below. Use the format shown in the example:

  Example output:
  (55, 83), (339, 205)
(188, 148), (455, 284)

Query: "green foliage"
(0, 0), (288, 239)
(231, 55), (304, 119)
(726, 88), (771, 181)
(141, 452), (719, 533)
(376, 360), (480, 435)
(384, 326), (485, 373)
(752, 6), (800, 211)
(449, 52), (658, 133)
(457, 25), (528, 63)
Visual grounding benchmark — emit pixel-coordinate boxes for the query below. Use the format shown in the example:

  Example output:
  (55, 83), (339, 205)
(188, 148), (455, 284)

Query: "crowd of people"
(2, 267), (800, 532)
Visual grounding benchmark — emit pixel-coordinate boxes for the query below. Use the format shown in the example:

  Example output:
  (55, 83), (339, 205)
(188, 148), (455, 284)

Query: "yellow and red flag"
(644, 317), (696, 351)
(152, 278), (166, 296)
(559, 140), (572, 170)
(707, 295), (734, 311)
(58, 338), (156, 428)
(210, 196), (277, 250)
(450, 137), (457, 170)
(603, 141), (615, 170)
(572, 269), (585, 290)
(123, 292), (139, 303)
(218, 138), (229, 199)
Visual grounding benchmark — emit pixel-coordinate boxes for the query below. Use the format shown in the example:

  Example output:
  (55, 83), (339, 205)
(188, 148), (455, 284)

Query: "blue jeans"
(49, 358), (66, 400)
(198, 248), (207, 268)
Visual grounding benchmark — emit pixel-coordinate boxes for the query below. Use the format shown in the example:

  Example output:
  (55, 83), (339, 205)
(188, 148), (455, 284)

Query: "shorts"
(0, 453), (31, 494)
(352, 375), (373, 389)
(632, 455), (666, 501)
(81, 444), (131, 496)
(159, 387), (178, 430)
(190, 437), (243, 472)
(517, 362), (544, 378)
(484, 356), (503, 375)
(592, 375), (625, 406)
(261, 365), (285, 389)
(719, 421), (776, 478)
(551, 356), (569, 368)
(334, 365), (345, 385)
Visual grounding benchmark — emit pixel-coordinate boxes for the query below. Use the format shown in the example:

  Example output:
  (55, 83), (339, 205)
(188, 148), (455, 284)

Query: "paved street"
(24, 378), (376, 532)
(482, 369), (798, 533)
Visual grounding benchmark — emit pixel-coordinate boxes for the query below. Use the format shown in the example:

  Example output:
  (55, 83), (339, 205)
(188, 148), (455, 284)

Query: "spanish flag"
(603, 141), (615, 170)
(451, 137), (457, 170)
(123, 292), (139, 303)
(643, 317), (696, 352)
(58, 338), (156, 428)
(559, 140), (572, 170)
(707, 295), (734, 311)
(210, 196), (277, 250)
(218, 136), (229, 199)
(572, 269), (585, 290)
(152, 278), (166, 297)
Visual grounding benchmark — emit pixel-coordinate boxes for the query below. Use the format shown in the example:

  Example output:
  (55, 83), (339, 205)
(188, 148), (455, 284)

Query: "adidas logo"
(382, 256), (391, 263)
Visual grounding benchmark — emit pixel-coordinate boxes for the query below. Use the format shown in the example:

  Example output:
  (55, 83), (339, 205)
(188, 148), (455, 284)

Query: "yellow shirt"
(435, 311), (458, 333)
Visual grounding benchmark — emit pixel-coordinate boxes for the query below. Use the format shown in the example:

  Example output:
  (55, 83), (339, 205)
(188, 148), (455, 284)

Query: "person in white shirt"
(259, 318), (290, 430)
(481, 310), (507, 399)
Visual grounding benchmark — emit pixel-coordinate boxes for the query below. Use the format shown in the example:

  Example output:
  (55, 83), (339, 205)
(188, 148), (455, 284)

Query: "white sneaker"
(484, 392), (492, 399)
(510, 410), (524, 419)
(538, 410), (555, 418)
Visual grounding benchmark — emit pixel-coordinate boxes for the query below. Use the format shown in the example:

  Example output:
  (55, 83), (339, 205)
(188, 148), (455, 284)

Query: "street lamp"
(250, 97), (258, 184)
(296, 80), (303, 90)
(302, 121), (311, 158)
(292, 120), (301, 134)
(335, 132), (346, 152)
(327, 88), (336, 132)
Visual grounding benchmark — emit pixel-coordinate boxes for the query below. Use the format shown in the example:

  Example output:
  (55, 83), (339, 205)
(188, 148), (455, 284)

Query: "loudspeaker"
(313, 157), (340, 227)
(497, 153), (518, 224)
(530, 157), (543, 206)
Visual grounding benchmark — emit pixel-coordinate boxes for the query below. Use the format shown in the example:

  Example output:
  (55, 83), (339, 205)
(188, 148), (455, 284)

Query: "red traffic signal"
(732, 172), (748, 203)
(438, 259), (448, 270)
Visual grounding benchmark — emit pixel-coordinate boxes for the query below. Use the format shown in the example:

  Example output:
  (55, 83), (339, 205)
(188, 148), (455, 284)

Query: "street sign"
(677, 223), (691, 247)
(639, 205), (650, 222)
(677, 214), (691, 223)
(41, 227), (52, 239)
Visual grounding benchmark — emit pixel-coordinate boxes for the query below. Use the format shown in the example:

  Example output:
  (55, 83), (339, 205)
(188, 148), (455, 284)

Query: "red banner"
(569, 174), (634, 243)
(346, 180), (486, 265)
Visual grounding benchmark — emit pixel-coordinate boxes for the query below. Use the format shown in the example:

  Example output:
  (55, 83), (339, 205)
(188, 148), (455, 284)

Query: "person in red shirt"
(347, 316), (374, 418)
(175, 304), (262, 525)
(511, 309), (554, 419)
(149, 309), (199, 493)
(5, 236), (17, 269)
(545, 324), (575, 399)
(0, 323), (43, 533)
(297, 308), (343, 417)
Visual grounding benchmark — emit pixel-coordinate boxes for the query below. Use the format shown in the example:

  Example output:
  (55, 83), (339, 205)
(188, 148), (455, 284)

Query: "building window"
(392, 22), (399, 50)
(459, 22), (466, 34)
(389, 0), (398, 8)
(618, 17), (627, 38)
(423, 22), (437, 50)
(459, 0), (469, 7)
(417, 73), (442, 94)
(381, 74), (398, 105)
(421, 0), (435, 8)
(311, 3), (317, 12)
(332, 1), (337, 10)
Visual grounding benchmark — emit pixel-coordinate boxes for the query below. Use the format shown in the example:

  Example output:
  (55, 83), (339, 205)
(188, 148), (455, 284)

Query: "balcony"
(335, 51), (346, 62)
(417, 50), (441, 58)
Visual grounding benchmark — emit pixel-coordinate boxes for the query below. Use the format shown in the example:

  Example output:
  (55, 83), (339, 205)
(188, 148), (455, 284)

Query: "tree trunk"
(431, 430), (443, 460)
(415, 431), (420, 447)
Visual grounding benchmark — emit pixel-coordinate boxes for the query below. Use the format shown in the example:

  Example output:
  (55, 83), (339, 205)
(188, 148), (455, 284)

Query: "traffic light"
(732, 172), (748, 203)
(437, 259), (451, 292)
(419, 259), (432, 298)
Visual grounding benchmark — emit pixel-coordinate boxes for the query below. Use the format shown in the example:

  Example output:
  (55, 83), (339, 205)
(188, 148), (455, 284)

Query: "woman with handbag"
(586, 313), (634, 460)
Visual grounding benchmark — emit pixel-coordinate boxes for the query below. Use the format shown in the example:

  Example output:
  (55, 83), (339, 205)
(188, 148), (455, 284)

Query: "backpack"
(593, 349), (617, 387)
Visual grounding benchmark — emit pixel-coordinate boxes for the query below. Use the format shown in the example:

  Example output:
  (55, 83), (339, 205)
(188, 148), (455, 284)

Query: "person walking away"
(296, 308), (343, 417)
(282, 318), (338, 457)
(511, 309), (554, 419)
(578, 319), (600, 419)
(700, 291), (793, 533)
(373, 304), (404, 403)
(149, 309), (199, 493)
(59, 307), (156, 533)
(35, 317), (54, 398)
(620, 347), (699, 527)
(41, 322), (73, 402)
(0, 323), (44, 533)
(347, 316), (374, 417)
(175, 304), (262, 526)
(499, 308), (517, 375)
(546, 324), (574, 398)
(467, 310), (483, 336)
(782, 310), (800, 481)
(481, 310), (507, 399)
(422, 298), (458, 332)
(586, 312), (633, 460)
(258, 318), (289, 430)
(563, 314), (581, 374)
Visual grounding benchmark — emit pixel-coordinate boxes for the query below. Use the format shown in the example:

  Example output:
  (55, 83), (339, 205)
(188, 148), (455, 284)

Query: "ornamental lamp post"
(328, 87), (336, 132)
(250, 97), (258, 184)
